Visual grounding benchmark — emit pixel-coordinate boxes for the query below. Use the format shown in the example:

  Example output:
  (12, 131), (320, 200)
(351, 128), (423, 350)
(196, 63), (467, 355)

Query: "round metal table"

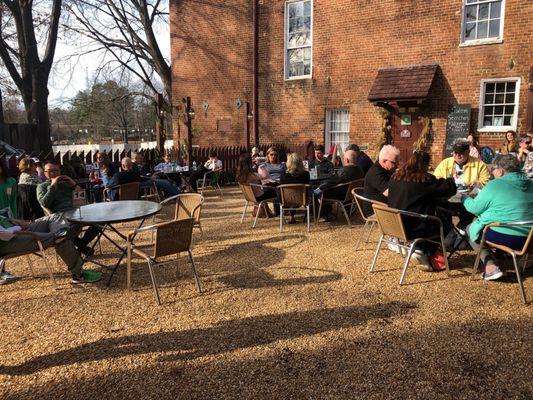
(65, 200), (162, 286)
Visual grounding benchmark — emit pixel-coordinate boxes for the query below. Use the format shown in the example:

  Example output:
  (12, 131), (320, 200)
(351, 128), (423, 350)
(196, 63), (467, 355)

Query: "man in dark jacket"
(316, 150), (363, 219)
(308, 144), (334, 178)
(107, 157), (180, 201)
(346, 144), (373, 176)
(363, 145), (400, 215)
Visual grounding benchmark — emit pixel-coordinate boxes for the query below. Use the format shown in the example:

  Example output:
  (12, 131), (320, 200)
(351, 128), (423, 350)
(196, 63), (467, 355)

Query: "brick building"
(170, 0), (533, 163)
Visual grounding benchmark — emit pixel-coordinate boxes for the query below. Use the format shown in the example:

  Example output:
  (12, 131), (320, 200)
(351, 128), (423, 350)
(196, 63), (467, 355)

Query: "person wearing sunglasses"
(516, 136), (531, 167)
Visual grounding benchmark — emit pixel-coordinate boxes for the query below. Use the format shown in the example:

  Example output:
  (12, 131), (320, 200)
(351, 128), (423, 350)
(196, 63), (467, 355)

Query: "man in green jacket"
(463, 155), (533, 281)
(37, 161), (100, 256)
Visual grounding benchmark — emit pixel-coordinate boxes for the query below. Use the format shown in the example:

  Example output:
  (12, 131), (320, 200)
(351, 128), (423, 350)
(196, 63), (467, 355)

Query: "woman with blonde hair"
(258, 146), (285, 182)
(279, 153), (310, 223)
(18, 157), (42, 185)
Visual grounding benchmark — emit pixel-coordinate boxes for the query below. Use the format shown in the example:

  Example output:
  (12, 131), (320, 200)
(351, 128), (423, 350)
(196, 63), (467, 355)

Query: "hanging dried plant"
(414, 116), (431, 152)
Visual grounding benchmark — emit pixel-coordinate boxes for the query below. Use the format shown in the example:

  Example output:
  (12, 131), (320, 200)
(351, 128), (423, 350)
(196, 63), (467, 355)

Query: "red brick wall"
(171, 0), (533, 162)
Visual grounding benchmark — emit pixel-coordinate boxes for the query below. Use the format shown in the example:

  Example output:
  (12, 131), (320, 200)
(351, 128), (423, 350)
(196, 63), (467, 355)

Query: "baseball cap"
(452, 141), (470, 153)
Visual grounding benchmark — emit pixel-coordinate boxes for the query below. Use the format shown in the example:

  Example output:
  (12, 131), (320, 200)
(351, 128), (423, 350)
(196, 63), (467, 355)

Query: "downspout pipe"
(252, 0), (259, 147)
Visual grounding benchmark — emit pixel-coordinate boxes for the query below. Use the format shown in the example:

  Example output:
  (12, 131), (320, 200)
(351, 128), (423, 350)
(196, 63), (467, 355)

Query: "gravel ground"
(1, 187), (532, 400)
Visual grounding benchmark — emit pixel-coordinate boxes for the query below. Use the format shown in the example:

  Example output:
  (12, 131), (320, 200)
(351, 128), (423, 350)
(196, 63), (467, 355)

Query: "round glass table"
(65, 200), (162, 286)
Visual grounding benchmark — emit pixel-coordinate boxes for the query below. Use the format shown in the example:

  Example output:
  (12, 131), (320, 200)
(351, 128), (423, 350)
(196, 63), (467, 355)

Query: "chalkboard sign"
(444, 104), (471, 157)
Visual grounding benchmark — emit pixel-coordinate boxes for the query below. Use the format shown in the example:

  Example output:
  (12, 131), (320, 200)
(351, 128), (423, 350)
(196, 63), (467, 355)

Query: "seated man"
(434, 141), (490, 229)
(463, 154), (533, 281)
(107, 157), (180, 201)
(190, 151), (223, 192)
(0, 214), (100, 284)
(363, 145), (400, 215)
(308, 144), (334, 178)
(154, 153), (174, 173)
(346, 144), (373, 176)
(315, 149), (364, 219)
(37, 162), (101, 256)
(434, 141), (490, 186)
(132, 152), (152, 176)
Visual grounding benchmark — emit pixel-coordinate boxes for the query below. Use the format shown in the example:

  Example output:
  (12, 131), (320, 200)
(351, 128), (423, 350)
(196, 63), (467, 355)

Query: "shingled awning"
(368, 64), (438, 102)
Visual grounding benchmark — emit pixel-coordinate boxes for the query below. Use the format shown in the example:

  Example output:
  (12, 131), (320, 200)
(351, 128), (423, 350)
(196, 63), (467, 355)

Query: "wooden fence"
(0, 141), (314, 182)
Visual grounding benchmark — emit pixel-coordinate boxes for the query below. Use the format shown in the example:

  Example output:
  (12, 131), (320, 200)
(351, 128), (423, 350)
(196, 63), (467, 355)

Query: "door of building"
(391, 111), (424, 164)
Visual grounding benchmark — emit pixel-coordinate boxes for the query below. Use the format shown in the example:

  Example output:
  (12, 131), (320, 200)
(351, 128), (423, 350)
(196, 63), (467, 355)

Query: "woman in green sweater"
(463, 154), (533, 280)
(0, 164), (17, 218)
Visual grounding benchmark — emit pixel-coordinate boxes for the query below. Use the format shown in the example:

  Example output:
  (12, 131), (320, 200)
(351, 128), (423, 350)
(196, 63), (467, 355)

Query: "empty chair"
(370, 203), (449, 285)
(238, 183), (277, 228)
(198, 170), (222, 197)
(352, 188), (386, 251)
(472, 221), (533, 304)
(140, 182), (161, 203)
(316, 179), (363, 227)
(157, 193), (204, 233)
(278, 184), (314, 232)
(126, 218), (201, 305)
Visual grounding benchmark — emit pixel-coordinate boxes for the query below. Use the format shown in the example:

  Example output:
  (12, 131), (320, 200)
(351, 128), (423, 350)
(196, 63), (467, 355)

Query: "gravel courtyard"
(1, 187), (531, 399)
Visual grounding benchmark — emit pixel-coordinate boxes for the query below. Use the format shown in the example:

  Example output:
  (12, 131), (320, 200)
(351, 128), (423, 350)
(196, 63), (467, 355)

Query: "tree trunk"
(32, 76), (52, 153)
(0, 90), (4, 124)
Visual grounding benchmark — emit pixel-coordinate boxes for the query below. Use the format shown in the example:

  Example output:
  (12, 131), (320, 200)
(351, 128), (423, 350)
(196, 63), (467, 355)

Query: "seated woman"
(236, 153), (276, 216)
(463, 154), (533, 281)
(259, 147), (285, 182)
(279, 153), (310, 224)
(388, 151), (456, 271)
(90, 152), (117, 202)
(18, 158), (42, 185)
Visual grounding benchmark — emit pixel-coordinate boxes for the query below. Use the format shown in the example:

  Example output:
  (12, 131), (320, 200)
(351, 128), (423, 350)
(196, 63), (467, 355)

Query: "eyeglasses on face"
(385, 159), (397, 165)
(45, 169), (60, 173)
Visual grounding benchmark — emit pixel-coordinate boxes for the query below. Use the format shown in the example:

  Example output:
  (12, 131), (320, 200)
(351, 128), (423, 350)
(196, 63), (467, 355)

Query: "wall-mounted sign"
(400, 129), (411, 138)
(400, 114), (412, 126)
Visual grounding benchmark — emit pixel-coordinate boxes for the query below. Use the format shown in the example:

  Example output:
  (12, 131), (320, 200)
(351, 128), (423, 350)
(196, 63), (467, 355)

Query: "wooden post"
(245, 101), (251, 149)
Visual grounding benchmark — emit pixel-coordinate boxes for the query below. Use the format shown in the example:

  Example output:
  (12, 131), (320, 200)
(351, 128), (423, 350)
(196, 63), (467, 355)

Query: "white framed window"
(284, 0), (313, 80)
(460, 0), (505, 46)
(325, 109), (350, 156)
(478, 78), (520, 132)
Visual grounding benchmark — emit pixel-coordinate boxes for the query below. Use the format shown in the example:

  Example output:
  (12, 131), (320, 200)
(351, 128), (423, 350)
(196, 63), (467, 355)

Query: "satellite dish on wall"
(202, 102), (209, 111)
(235, 98), (243, 109)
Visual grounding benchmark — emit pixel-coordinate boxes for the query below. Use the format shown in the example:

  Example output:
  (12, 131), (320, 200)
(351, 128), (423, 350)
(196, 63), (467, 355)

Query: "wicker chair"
(238, 183), (277, 228)
(278, 184), (315, 232)
(140, 182), (161, 203)
(371, 203), (449, 285)
(316, 179), (363, 227)
(126, 218), (201, 305)
(472, 221), (533, 304)
(198, 170), (222, 197)
(351, 188), (386, 251)
(156, 193), (204, 234)
(103, 182), (140, 201)
(2, 231), (56, 285)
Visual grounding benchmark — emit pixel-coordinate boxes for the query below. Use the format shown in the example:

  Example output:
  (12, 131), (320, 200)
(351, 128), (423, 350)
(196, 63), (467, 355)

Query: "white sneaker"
(388, 238), (401, 254)
(411, 250), (433, 272)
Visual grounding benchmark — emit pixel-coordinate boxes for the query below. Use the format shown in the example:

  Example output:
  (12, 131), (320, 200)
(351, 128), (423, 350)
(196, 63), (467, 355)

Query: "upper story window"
(284, 0), (313, 80)
(478, 78), (520, 132)
(461, 0), (505, 46)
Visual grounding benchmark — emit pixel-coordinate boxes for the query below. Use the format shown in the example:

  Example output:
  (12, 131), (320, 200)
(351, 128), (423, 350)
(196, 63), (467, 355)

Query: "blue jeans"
(140, 179), (180, 198)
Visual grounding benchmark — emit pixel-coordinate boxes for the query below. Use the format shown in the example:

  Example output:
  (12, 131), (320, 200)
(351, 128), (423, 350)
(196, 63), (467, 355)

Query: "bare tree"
(0, 0), (62, 152)
(65, 0), (170, 108)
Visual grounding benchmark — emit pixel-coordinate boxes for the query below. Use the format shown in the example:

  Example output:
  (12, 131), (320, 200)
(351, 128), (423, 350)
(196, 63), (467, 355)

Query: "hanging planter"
(414, 116), (432, 152)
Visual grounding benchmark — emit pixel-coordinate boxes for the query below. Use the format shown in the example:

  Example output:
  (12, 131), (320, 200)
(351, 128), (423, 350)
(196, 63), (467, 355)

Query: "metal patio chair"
(351, 188), (386, 251)
(198, 170), (222, 197)
(126, 218), (201, 305)
(155, 193), (205, 234)
(472, 221), (533, 304)
(238, 183), (277, 228)
(316, 179), (363, 227)
(103, 182), (140, 201)
(370, 203), (449, 285)
(278, 184), (315, 232)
